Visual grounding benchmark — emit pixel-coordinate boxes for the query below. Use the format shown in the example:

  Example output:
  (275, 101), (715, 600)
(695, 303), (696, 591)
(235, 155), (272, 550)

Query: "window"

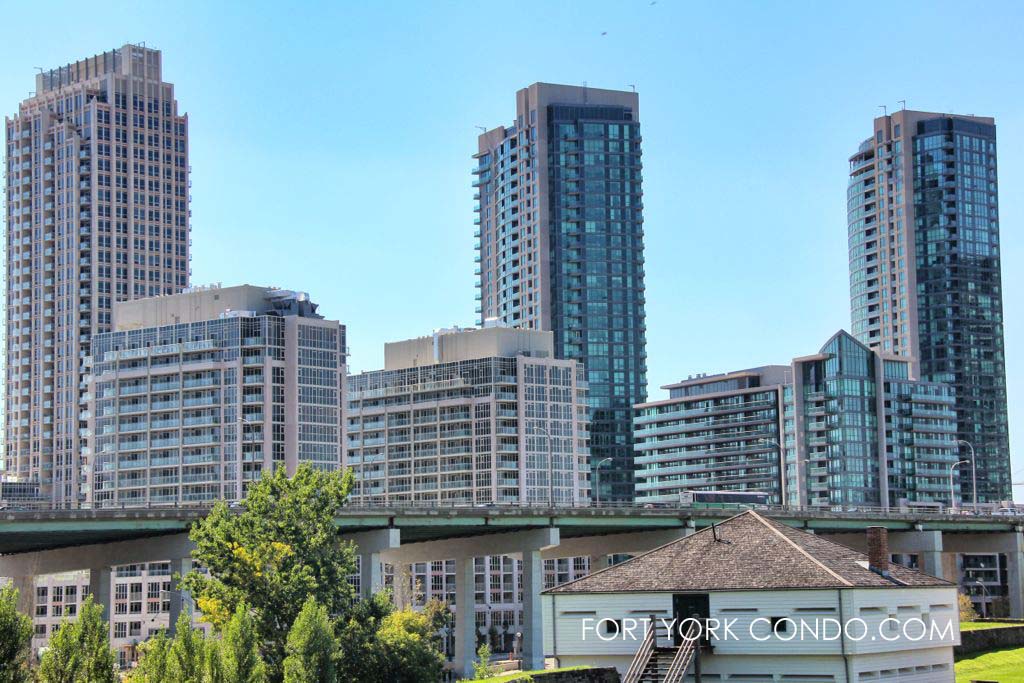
(770, 616), (790, 634)
(603, 619), (622, 636)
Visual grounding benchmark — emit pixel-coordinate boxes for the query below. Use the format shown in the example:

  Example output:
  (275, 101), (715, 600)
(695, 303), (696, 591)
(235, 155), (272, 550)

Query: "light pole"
(536, 424), (554, 508)
(957, 439), (978, 513)
(950, 460), (970, 511)
(593, 457), (612, 507)
(975, 579), (990, 618)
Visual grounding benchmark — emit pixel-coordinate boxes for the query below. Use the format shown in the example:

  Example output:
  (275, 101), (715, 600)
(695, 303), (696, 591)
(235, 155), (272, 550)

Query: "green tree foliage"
(181, 465), (356, 675)
(168, 612), (207, 683)
(37, 595), (117, 683)
(335, 594), (444, 683)
(220, 604), (266, 683)
(472, 642), (496, 680)
(375, 608), (446, 683)
(126, 631), (171, 683)
(959, 592), (979, 622)
(0, 584), (32, 683)
(334, 592), (393, 682)
(205, 635), (225, 683)
(282, 597), (335, 683)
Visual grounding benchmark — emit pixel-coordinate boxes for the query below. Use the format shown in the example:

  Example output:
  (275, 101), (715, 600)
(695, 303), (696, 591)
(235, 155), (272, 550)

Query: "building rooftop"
(113, 284), (323, 330)
(383, 326), (553, 370)
(544, 510), (951, 594)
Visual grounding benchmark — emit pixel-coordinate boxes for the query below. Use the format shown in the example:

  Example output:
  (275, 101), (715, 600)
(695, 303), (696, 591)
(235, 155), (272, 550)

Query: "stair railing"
(622, 613), (659, 683)
(663, 619), (701, 683)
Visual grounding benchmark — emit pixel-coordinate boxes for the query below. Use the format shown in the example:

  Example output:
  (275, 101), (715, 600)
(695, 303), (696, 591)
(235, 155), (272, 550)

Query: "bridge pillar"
(167, 557), (193, 633)
(453, 556), (477, 679)
(347, 529), (400, 600)
(88, 566), (112, 625)
(9, 576), (34, 616)
(521, 548), (544, 672)
(1004, 532), (1024, 619)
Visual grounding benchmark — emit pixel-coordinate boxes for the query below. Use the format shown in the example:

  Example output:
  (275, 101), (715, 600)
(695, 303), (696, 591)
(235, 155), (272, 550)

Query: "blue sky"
(3, 1), (1023, 497)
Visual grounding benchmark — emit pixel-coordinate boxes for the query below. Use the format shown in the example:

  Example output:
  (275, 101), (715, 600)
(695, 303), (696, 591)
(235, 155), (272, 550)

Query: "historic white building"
(543, 511), (959, 682)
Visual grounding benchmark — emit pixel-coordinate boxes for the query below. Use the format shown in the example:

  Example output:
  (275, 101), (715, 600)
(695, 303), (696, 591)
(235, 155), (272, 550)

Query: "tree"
(38, 595), (117, 683)
(375, 608), (446, 683)
(167, 612), (206, 683)
(181, 465), (357, 676)
(335, 593), (444, 683)
(127, 631), (171, 683)
(282, 597), (335, 683)
(334, 592), (393, 683)
(472, 642), (496, 680)
(220, 604), (266, 683)
(0, 584), (32, 683)
(958, 592), (979, 623)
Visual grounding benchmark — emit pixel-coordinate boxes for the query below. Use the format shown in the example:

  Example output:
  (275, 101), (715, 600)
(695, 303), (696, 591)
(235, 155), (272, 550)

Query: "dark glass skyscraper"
(475, 83), (647, 501)
(848, 110), (1010, 502)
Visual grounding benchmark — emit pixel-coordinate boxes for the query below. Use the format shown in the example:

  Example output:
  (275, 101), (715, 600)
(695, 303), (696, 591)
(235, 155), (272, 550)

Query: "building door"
(672, 593), (709, 646)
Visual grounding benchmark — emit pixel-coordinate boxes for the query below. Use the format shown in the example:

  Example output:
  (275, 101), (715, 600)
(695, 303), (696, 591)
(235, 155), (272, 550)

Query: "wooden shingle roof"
(545, 510), (952, 594)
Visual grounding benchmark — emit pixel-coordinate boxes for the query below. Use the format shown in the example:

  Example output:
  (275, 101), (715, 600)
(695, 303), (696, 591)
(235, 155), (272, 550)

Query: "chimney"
(866, 526), (890, 577)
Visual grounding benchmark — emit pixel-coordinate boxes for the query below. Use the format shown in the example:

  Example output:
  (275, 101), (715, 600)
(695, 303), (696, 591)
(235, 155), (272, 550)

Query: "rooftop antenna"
(879, 105), (888, 116)
(898, 100), (906, 111)
(628, 84), (636, 93)
(475, 126), (487, 134)
(711, 523), (720, 542)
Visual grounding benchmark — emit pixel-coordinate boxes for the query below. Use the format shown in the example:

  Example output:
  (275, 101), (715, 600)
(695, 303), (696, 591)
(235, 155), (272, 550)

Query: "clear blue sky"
(3, 1), (1022, 497)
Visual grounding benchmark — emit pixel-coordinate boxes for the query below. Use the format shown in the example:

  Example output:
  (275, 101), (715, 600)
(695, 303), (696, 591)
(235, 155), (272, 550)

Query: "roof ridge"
(748, 511), (854, 587)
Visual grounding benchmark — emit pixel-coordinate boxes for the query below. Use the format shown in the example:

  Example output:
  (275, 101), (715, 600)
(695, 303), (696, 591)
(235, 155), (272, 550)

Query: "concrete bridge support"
(541, 528), (694, 571)
(943, 531), (1024, 618)
(381, 527), (560, 679)
(347, 529), (401, 600)
(0, 532), (194, 631)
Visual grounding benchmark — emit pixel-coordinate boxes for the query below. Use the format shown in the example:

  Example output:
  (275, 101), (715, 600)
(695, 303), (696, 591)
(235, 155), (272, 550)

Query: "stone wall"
(957, 622), (1024, 655)
(497, 667), (621, 683)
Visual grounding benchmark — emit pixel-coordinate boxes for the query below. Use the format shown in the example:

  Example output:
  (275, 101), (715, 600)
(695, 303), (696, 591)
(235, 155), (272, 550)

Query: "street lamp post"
(975, 579), (990, 619)
(957, 439), (978, 513)
(593, 457), (612, 507)
(950, 460), (970, 511)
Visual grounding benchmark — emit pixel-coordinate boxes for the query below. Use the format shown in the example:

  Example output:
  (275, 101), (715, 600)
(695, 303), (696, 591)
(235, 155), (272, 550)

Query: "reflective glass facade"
(637, 332), (958, 509)
(847, 111), (1010, 502)
(475, 84), (647, 502)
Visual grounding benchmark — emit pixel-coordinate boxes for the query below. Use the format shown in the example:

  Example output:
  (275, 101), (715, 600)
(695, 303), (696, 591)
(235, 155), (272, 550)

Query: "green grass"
(961, 621), (1023, 632)
(459, 665), (587, 683)
(956, 645), (1024, 683)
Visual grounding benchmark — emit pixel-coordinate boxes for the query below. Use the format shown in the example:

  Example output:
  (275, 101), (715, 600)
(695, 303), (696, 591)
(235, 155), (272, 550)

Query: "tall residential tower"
(848, 110), (1010, 502)
(4, 45), (190, 503)
(474, 83), (647, 501)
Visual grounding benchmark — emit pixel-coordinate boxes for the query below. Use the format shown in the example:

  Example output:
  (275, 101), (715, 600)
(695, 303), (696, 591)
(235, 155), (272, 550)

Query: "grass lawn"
(961, 621), (1023, 632)
(956, 645), (1024, 683)
(460, 666), (587, 683)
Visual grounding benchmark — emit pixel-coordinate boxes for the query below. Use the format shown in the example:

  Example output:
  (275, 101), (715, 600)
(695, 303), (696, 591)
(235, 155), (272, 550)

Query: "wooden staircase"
(624, 619), (700, 683)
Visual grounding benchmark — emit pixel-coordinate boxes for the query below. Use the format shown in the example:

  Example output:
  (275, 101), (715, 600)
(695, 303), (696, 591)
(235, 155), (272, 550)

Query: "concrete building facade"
(475, 83), (647, 502)
(346, 326), (591, 652)
(85, 284), (346, 505)
(634, 331), (959, 509)
(848, 110), (1010, 502)
(4, 45), (191, 503)
(346, 326), (590, 506)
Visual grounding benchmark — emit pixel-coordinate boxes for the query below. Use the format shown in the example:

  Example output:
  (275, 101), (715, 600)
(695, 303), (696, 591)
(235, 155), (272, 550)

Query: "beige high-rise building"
(85, 285), (346, 505)
(4, 45), (190, 503)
